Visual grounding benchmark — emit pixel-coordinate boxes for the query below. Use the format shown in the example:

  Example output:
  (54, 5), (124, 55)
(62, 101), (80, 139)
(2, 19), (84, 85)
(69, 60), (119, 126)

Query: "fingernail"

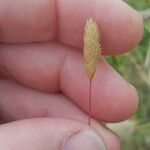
(63, 130), (106, 150)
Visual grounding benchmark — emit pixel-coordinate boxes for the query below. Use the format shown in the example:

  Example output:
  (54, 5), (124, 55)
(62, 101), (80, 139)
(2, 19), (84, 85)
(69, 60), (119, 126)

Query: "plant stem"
(88, 79), (92, 125)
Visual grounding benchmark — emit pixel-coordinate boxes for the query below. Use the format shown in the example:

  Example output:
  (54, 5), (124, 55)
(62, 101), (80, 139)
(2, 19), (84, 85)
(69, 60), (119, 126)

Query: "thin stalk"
(88, 80), (92, 125)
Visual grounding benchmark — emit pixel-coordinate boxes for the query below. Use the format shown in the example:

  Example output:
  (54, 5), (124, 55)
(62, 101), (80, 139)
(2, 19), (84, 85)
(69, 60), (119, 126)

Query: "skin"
(0, 0), (143, 149)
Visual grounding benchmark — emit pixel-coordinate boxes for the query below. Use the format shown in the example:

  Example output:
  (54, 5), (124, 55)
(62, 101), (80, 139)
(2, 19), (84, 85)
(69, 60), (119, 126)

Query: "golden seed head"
(83, 18), (102, 80)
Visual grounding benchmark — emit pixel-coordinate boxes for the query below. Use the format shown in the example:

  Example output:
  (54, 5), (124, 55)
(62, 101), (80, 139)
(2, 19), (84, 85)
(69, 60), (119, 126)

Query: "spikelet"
(83, 18), (102, 80)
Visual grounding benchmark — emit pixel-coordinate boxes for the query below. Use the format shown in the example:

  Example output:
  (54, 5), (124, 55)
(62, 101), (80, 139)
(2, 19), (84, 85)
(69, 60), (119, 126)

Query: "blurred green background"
(106, 0), (150, 149)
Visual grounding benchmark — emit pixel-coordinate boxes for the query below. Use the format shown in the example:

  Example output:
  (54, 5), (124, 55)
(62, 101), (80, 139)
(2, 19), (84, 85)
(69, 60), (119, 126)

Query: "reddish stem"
(88, 80), (92, 125)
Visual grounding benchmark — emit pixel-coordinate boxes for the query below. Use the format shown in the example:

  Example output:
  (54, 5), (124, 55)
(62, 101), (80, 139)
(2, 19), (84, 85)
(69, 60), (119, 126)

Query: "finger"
(58, 0), (143, 54)
(0, 0), (143, 54)
(0, 79), (120, 150)
(0, 0), (56, 42)
(0, 42), (138, 122)
(0, 118), (108, 150)
(0, 79), (86, 123)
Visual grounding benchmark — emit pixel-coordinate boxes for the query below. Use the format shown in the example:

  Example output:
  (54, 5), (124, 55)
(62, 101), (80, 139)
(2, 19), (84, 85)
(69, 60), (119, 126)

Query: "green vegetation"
(106, 0), (150, 149)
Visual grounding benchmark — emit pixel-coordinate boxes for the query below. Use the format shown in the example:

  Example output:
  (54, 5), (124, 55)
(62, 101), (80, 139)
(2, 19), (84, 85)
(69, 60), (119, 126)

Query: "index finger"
(0, 0), (143, 54)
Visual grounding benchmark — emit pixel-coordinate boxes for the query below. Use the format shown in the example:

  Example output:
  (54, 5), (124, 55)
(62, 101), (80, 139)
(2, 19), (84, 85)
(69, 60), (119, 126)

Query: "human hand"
(0, 0), (143, 150)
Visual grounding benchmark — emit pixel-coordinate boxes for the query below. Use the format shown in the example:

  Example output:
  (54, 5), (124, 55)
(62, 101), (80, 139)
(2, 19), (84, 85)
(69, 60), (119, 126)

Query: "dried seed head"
(83, 18), (102, 80)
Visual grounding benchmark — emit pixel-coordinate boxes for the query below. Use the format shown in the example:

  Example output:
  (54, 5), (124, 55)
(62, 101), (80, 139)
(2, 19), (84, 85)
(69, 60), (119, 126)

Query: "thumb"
(0, 118), (106, 150)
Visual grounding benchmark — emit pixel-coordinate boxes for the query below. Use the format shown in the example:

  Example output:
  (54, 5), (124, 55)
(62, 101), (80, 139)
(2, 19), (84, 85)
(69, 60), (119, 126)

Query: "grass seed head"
(83, 18), (102, 80)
